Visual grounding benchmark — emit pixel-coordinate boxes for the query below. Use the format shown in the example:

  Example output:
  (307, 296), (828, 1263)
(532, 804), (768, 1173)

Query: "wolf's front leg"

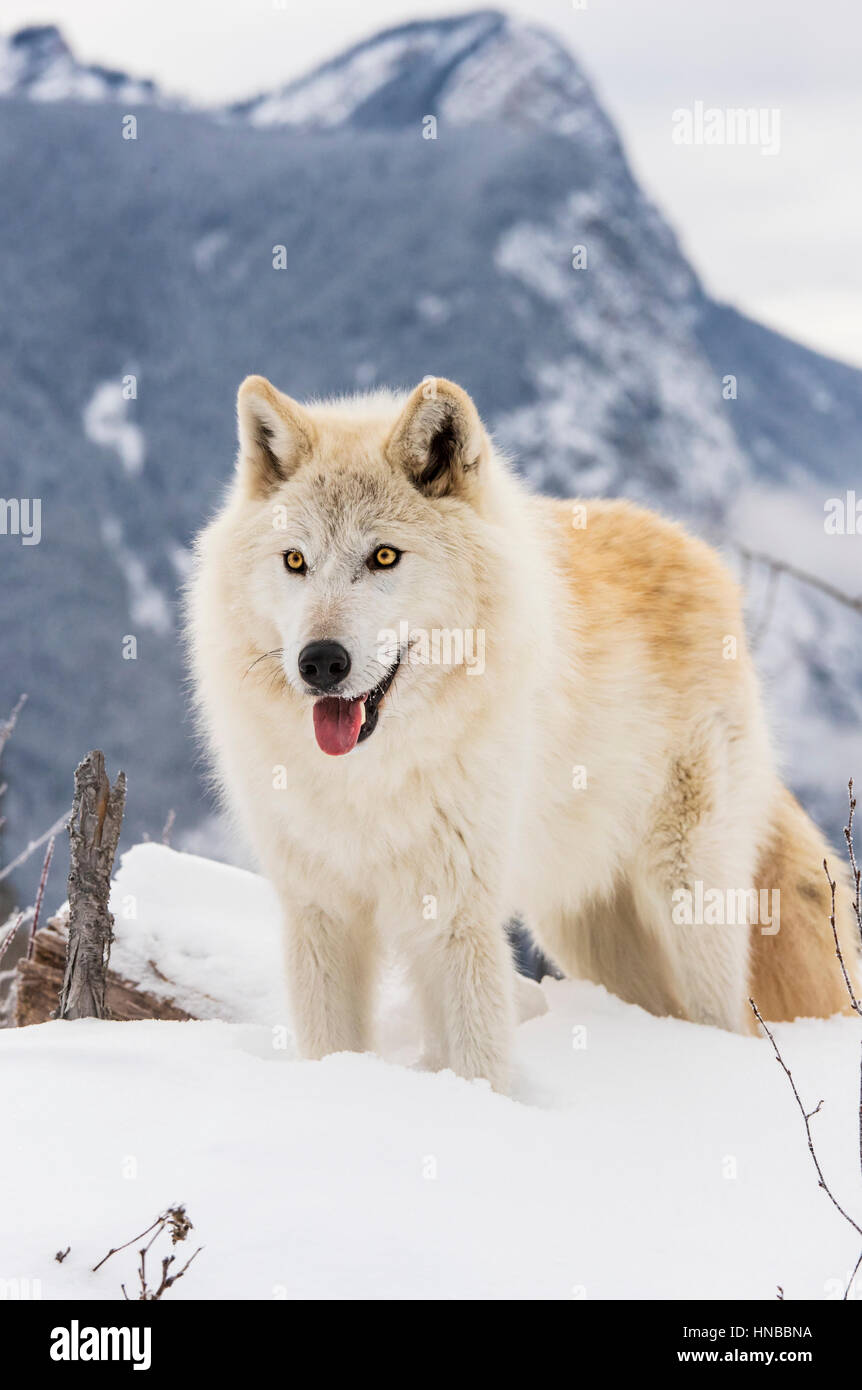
(283, 905), (376, 1059)
(420, 907), (516, 1093)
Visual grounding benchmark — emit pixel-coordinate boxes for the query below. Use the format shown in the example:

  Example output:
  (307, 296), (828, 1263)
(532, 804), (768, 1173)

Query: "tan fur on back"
(542, 499), (858, 1027)
(750, 787), (857, 1020)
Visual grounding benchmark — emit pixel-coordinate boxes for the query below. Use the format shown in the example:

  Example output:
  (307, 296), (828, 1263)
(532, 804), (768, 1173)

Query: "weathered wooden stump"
(57, 750), (126, 1020)
(16, 918), (193, 1025)
(9, 749), (195, 1026)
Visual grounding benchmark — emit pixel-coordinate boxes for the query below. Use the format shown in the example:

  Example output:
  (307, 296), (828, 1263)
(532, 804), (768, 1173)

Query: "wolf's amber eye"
(284, 550), (306, 573)
(370, 546), (400, 570)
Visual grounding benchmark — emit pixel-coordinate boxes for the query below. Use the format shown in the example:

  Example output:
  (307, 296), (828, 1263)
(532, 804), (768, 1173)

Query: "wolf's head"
(228, 375), (505, 756)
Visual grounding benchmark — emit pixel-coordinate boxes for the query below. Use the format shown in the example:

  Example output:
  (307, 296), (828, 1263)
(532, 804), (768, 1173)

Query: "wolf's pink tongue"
(313, 697), (363, 755)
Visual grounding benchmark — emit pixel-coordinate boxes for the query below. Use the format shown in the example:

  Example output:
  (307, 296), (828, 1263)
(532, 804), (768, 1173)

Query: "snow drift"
(1, 844), (860, 1300)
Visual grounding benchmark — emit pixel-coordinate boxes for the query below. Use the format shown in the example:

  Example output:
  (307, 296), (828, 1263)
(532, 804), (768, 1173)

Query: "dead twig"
(129, 1243), (202, 1302)
(95, 1205), (202, 1301)
(749, 999), (861, 1242)
(27, 837), (54, 962)
(0, 695), (27, 918)
(823, 859), (861, 1017)
(844, 779), (862, 948)
(749, 558), (781, 651)
(0, 911), (25, 968)
(750, 783), (862, 1299)
(0, 694), (27, 763)
(750, 998), (862, 1298)
(824, 781), (862, 1187)
(737, 544), (862, 618)
(93, 1214), (164, 1273)
(0, 811), (71, 885)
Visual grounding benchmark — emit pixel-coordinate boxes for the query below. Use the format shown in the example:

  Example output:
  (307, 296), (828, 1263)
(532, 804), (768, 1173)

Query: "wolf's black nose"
(298, 640), (351, 692)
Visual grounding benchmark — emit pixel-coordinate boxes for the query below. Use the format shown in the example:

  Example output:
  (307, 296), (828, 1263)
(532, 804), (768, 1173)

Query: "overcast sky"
(6, 0), (861, 366)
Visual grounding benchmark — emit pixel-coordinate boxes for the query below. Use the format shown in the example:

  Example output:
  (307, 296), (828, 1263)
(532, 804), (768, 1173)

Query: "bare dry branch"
(144, 1245), (203, 1301)
(27, 837), (54, 962)
(844, 779), (861, 949)
(0, 811), (71, 885)
(750, 781), (862, 1297)
(0, 694), (27, 763)
(0, 911), (25, 968)
(94, 1206), (202, 1300)
(737, 544), (862, 618)
(749, 997), (862, 1300)
(0, 696), (27, 893)
(749, 559), (781, 651)
(93, 1215), (164, 1273)
(823, 859), (861, 1016)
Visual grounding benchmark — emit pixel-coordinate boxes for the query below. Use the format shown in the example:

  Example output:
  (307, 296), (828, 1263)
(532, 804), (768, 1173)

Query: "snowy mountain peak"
(0, 23), (159, 104)
(235, 10), (615, 145)
(7, 23), (68, 65)
(0, 12), (620, 152)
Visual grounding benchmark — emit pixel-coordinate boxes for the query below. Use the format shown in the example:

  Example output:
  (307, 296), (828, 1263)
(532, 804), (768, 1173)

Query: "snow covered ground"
(1, 844), (860, 1301)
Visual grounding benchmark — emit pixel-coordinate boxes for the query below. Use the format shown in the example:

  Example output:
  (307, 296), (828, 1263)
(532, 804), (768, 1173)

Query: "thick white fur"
(187, 376), (835, 1094)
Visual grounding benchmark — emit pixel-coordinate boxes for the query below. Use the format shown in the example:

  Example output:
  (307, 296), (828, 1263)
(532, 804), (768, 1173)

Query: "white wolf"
(187, 375), (857, 1092)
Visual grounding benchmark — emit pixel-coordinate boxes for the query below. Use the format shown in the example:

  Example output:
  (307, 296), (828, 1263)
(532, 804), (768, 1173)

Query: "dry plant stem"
(92, 1215), (163, 1272)
(0, 911), (25, 967)
(824, 781), (862, 1181)
(27, 837), (54, 961)
(0, 811), (70, 885)
(840, 781), (861, 1183)
(753, 782), (862, 1299)
(749, 561), (781, 651)
(749, 998), (862, 1300)
(0, 696), (28, 914)
(749, 1000), (860, 1237)
(154, 1246), (203, 1299)
(844, 779), (862, 945)
(823, 861), (861, 1015)
(58, 752), (126, 1020)
(131, 1239), (202, 1302)
(0, 694), (27, 762)
(96, 1206), (201, 1300)
(128, 1222), (169, 1299)
(737, 545), (862, 617)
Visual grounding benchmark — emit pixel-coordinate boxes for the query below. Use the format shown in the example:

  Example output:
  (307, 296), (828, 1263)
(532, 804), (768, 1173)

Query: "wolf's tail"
(749, 786), (860, 1020)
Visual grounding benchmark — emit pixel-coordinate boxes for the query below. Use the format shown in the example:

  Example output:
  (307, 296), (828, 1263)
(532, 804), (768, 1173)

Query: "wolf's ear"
(236, 375), (315, 497)
(386, 378), (486, 500)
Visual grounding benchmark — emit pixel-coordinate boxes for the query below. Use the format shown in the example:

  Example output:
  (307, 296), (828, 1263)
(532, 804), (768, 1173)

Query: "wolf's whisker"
(243, 648), (284, 683)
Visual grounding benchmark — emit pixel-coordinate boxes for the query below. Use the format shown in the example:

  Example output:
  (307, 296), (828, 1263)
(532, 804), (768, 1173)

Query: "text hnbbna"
(50, 1321), (151, 1371)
